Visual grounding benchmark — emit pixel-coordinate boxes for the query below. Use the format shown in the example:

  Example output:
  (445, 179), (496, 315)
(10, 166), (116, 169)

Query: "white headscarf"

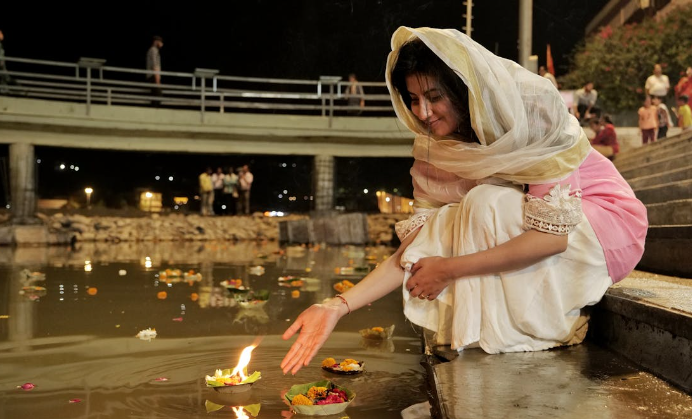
(385, 27), (591, 186)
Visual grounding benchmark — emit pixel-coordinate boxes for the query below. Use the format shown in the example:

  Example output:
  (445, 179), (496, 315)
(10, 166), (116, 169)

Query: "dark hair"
(153, 35), (163, 42)
(601, 114), (614, 125)
(681, 95), (689, 104)
(391, 39), (477, 143)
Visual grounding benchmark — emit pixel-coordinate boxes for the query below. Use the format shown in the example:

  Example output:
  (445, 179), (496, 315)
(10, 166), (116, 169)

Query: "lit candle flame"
(231, 345), (256, 381)
(232, 406), (249, 419)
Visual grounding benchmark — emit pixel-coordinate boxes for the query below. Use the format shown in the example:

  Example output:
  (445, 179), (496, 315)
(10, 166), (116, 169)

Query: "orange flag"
(546, 44), (555, 75)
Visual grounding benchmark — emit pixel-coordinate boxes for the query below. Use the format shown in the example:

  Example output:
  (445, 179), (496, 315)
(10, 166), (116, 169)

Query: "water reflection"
(0, 241), (426, 419)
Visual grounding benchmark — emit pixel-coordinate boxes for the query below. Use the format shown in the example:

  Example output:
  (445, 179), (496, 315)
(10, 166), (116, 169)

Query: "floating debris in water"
(17, 383), (36, 391)
(68, 399), (81, 403)
(154, 377), (169, 382)
(0, 315), (9, 319)
(249, 266), (265, 276)
(136, 328), (157, 341)
(118, 270), (127, 276)
(172, 317), (183, 322)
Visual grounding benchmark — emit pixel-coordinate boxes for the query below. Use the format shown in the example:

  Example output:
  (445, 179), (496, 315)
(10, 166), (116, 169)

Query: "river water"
(0, 241), (427, 418)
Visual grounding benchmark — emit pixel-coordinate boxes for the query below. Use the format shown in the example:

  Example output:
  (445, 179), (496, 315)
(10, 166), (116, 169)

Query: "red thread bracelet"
(334, 294), (351, 315)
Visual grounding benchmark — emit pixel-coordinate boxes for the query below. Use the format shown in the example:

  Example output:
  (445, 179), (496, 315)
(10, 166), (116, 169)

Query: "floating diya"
(206, 345), (261, 393)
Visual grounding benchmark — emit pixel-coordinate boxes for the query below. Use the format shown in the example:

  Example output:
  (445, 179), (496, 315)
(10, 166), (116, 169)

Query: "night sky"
(0, 0), (610, 213)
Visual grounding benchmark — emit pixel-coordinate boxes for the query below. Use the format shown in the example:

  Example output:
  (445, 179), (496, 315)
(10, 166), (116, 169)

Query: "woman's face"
(405, 73), (460, 137)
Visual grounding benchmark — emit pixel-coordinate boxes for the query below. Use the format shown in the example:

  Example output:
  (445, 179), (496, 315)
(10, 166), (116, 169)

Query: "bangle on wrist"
(334, 294), (351, 315)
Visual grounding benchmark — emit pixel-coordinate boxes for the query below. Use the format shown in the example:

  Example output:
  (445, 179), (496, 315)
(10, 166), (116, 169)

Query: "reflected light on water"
(144, 256), (153, 269)
(84, 260), (92, 272)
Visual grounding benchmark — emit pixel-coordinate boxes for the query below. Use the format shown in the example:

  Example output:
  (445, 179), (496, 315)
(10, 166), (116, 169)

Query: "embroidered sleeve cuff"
(524, 184), (583, 235)
(395, 210), (434, 241)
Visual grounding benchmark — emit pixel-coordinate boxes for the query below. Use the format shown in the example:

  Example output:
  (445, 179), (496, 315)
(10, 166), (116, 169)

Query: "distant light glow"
(36, 159), (41, 164)
(278, 194), (283, 198)
(70, 165), (74, 169)
(145, 192), (153, 198)
(144, 256), (153, 269)
(59, 164), (65, 170)
(385, 197), (391, 202)
(85, 187), (93, 194)
(74, 166), (80, 171)
(155, 176), (160, 181)
(84, 260), (92, 272)
(221, 205), (227, 210)
(168, 176), (173, 181)
(283, 190), (288, 194)
(174, 205), (179, 210)
(292, 163), (297, 167)
(264, 211), (285, 217)
(363, 189), (369, 194)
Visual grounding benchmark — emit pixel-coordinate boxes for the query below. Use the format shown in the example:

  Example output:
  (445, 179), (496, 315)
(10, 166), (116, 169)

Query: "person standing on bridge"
(146, 35), (163, 106)
(280, 27), (648, 375)
(344, 73), (365, 115)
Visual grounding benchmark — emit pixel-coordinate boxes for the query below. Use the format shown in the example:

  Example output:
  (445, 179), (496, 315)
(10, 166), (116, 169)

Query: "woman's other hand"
(408, 256), (453, 300)
(280, 301), (346, 375)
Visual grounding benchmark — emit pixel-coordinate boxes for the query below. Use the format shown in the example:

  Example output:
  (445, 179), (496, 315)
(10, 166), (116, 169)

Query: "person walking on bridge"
(146, 35), (163, 106)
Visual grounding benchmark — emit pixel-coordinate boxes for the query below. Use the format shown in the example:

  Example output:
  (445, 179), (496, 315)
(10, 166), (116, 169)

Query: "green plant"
(561, 5), (692, 112)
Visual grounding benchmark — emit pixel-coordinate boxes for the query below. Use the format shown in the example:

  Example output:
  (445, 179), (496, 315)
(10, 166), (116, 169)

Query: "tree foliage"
(561, 5), (692, 112)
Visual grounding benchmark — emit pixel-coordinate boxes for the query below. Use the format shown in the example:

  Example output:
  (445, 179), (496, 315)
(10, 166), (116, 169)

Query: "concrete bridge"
(0, 96), (414, 221)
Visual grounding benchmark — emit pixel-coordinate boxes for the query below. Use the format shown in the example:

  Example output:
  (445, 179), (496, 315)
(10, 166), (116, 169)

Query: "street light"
(84, 187), (93, 209)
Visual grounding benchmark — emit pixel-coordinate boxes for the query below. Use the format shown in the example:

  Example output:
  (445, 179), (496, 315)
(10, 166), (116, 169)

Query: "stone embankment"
(0, 212), (408, 246)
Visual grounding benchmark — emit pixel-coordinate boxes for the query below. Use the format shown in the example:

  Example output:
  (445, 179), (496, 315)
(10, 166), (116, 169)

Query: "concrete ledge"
(426, 342), (692, 419)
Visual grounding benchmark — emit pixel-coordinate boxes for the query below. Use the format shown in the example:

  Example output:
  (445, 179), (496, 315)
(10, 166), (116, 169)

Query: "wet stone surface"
(0, 242), (427, 419)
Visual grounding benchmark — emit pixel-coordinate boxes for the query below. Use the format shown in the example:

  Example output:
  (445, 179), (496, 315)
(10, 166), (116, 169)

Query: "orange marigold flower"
(291, 394), (313, 406)
(321, 357), (337, 367)
(307, 386), (328, 400)
(371, 327), (384, 333)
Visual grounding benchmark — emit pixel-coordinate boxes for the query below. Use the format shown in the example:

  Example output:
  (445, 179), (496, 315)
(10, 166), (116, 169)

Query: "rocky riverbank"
(0, 212), (409, 246)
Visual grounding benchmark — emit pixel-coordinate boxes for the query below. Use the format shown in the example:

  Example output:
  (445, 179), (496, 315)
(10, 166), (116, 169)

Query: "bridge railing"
(0, 56), (395, 124)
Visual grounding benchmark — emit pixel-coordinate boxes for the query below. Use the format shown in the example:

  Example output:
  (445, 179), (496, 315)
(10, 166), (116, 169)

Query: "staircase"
(614, 129), (692, 277)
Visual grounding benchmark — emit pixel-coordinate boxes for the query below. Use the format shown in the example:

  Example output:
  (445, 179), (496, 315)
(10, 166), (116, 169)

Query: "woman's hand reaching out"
(407, 256), (453, 301)
(280, 301), (346, 375)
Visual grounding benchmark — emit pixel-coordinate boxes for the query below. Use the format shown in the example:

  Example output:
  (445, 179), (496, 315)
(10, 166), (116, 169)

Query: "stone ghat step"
(637, 225), (692, 277)
(627, 164), (692, 189)
(633, 179), (692, 204)
(423, 272), (692, 419)
(619, 151), (692, 180)
(615, 130), (692, 169)
(616, 136), (692, 172)
(646, 200), (692, 226)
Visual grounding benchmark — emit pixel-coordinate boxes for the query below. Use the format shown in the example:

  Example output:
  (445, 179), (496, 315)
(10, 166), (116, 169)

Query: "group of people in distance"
(198, 165), (253, 216)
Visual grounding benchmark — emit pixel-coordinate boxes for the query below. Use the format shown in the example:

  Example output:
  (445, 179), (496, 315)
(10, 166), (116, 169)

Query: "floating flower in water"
(333, 280), (354, 293)
(118, 270), (127, 276)
(248, 266), (265, 276)
(321, 358), (364, 374)
(68, 399), (81, 403)
(190, 293), (199, 301)
(87, 287), (98, 296)
(286, 380), (354, 414)
(172, 317), (183, 322)
(136, 328), (157, 341)
(17, 383), (35, 391)
(157, 291), (167, 300)
(291, 290), (300, 298)
(154, 377), (169, 382)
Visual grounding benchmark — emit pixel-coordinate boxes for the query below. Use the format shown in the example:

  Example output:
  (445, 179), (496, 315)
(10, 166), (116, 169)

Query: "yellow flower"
(307, 386), (328, 400)
(371, 327), (384, 333)
(291, 394), (313, 406)
(342, 358), (358, 365)
(340, 359), (359, 371)
(321, 357), (337, 367)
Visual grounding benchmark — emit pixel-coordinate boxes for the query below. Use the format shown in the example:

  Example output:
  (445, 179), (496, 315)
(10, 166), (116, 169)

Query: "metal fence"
(0, 56), (395, 125)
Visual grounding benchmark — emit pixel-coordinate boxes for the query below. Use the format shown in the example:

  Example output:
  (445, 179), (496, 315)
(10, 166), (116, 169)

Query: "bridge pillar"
(9, 143), (37, 223)
(313, 155), (334, 212)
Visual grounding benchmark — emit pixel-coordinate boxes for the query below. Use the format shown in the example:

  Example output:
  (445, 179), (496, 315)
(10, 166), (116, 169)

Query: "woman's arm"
(280, 229), (420, 374)
(407, 229), (567, 300)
